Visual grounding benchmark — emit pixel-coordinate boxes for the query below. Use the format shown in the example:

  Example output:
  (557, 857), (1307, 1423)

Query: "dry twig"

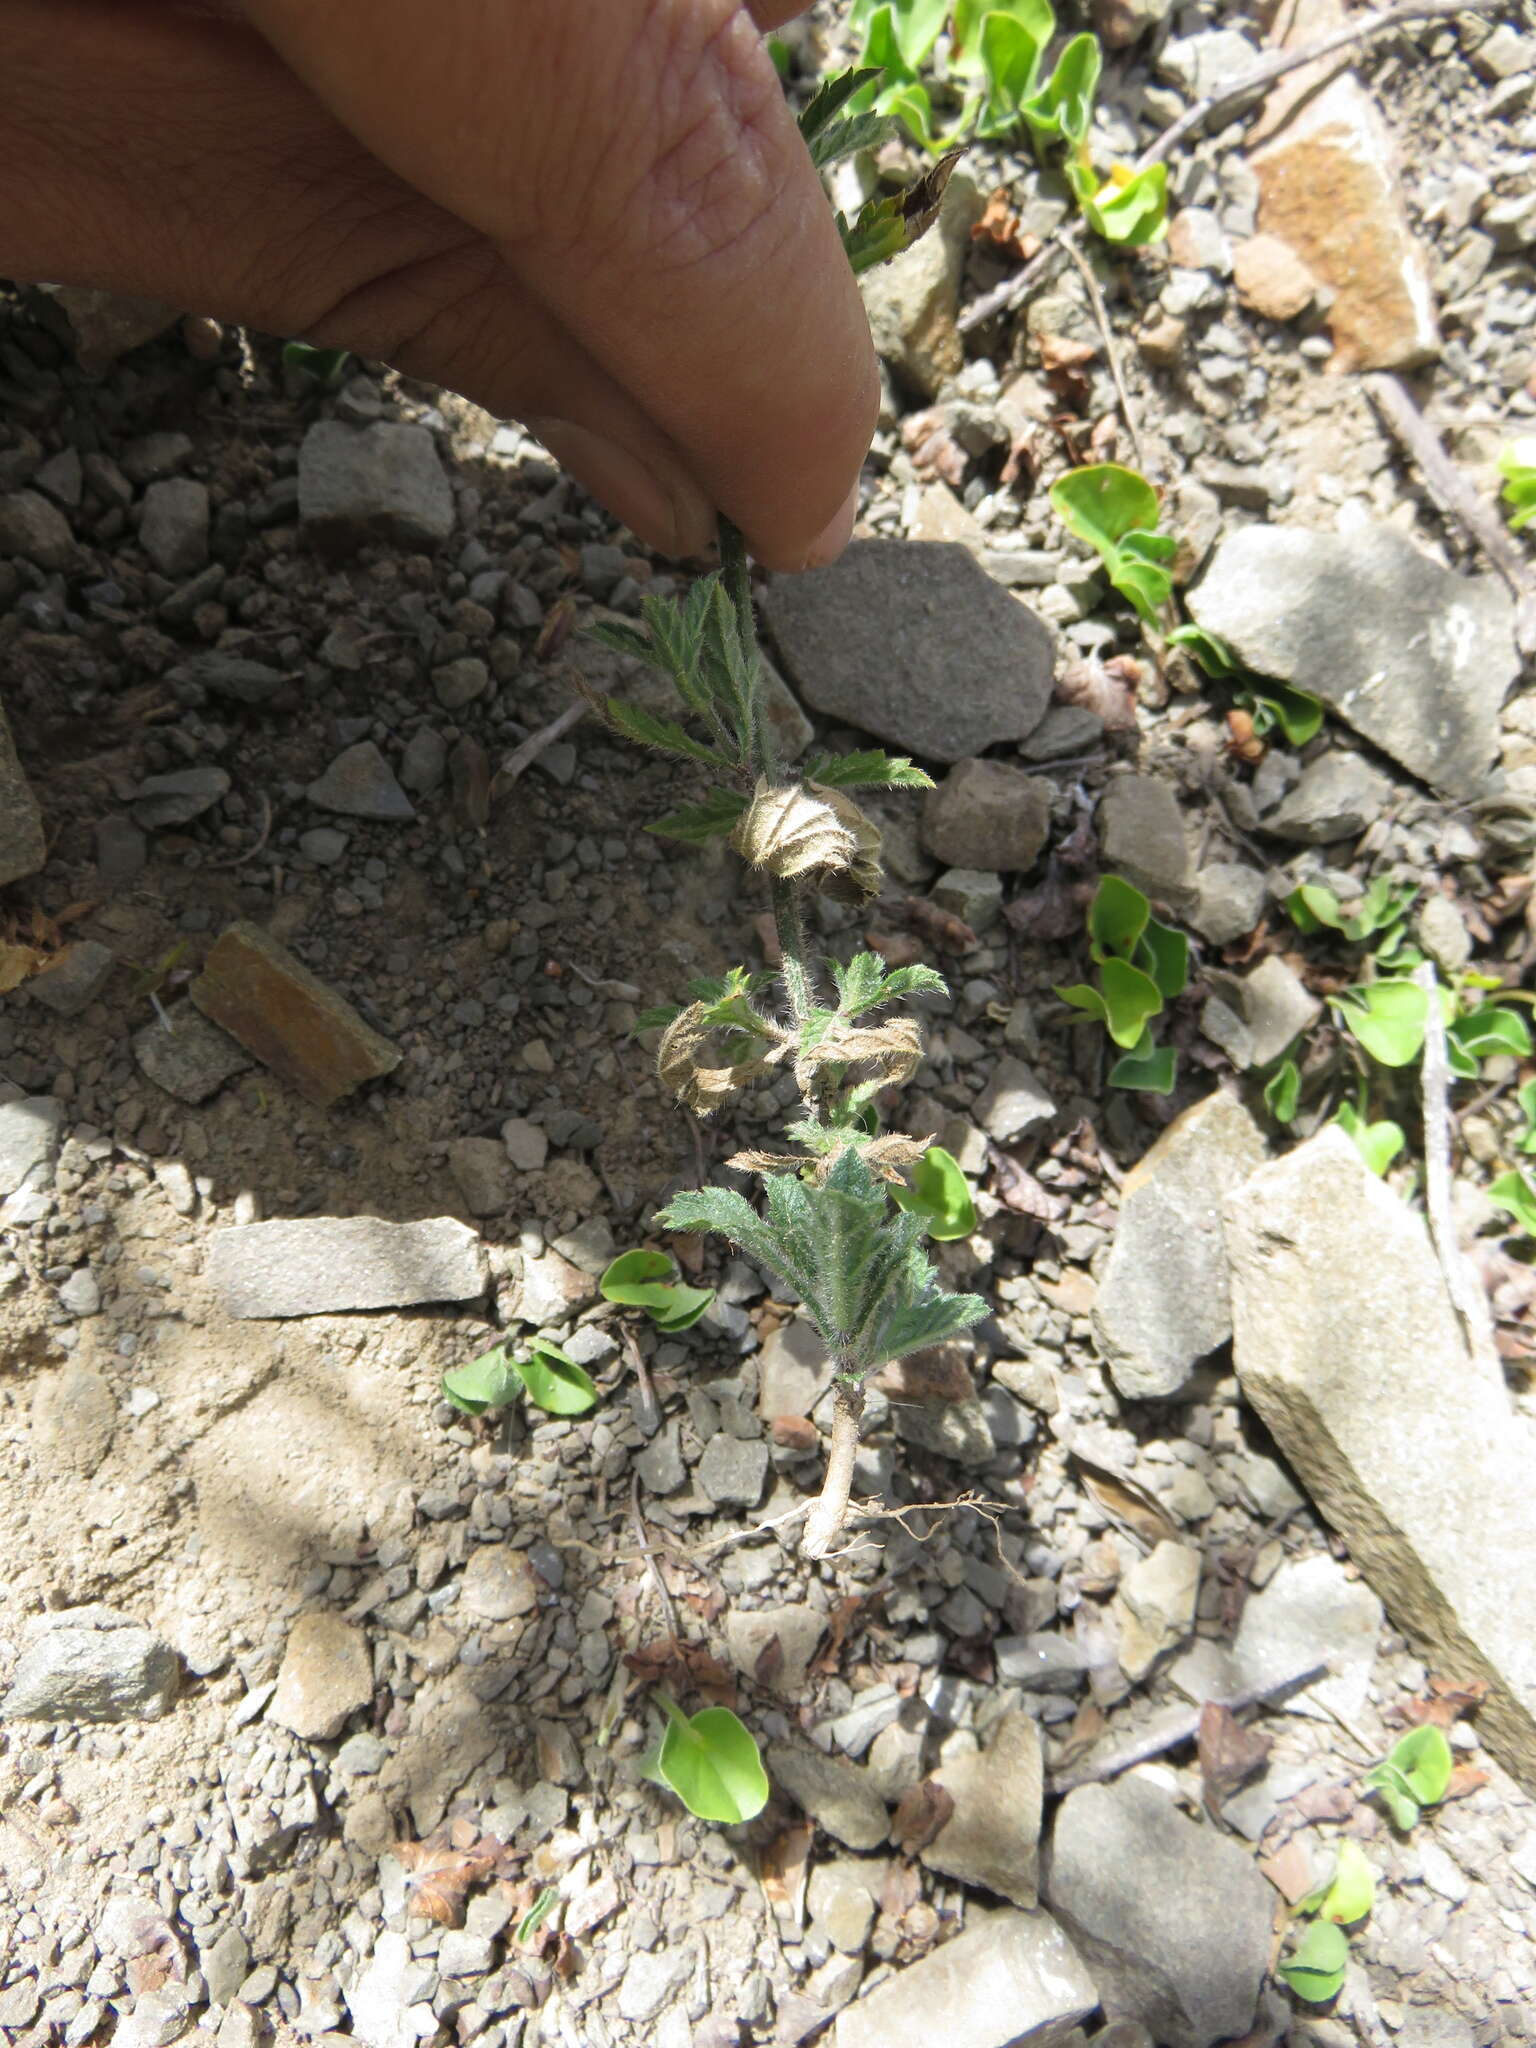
(1048, 1658), (1329, 1795)
(1059, 236), (1144, 471)
(492, 699), (586, 795)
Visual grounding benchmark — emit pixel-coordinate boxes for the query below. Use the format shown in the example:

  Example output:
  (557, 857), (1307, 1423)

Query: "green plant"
(441, 1336), (598, 1417)
(844, 1), (1167, 244)
(1490, 1164), (1536, 1234)
(1055, 874), (1188, 1092)
(639, 1694), (770, 1823)
(1286, 877), (1418, 964)
(1363, 1724), (1454, 1830)
(1167, 626), (1325, 747)
(594, 78), (987, 1559)
(1049, 465), (1176, 627)
(891, 1144), (977, 1239)
(282, 340), (351, 386)
(1333, 1099), (1406, 1178)
(1277, 1918), (1350, 2006)
(1498, 438), (1536, 531)
(599, 1249), (715, 1331)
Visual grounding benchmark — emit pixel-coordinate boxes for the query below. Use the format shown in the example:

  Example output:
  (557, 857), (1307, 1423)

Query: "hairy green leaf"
(604, 698), (730, 769)
(805, 749), (935, 789)
(648, 789), (749, 845)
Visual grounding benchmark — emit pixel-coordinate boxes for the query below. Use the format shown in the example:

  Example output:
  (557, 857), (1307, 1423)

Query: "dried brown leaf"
(901, 895), (977, 954)
(970, 188), (1039, 265)
(759, 1821), (814, 1933)
(889, 1779), (955, 1856)
(395, 1832), (501, 1926)
(1258, 1837), (1317, 1907)
(0, 941), (45, 993)
(811, 1595), (864, 1678)
(622, 1635), (737, 1708)
(1394, 1676), (1489, 1730)
(1071, 1452), (1181, 1551)
(988, 1147), (1071, 1220)
(1444, 1764), (1490, 1802)
(1197, 1701), (1272, 1816)
(1056, 654), (1139, 733)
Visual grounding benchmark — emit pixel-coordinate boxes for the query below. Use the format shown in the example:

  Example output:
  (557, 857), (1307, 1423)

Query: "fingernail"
(524, 416), (711, 557)
(799, 478), (860, 570)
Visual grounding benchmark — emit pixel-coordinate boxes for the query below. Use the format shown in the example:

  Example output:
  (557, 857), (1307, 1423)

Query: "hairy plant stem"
(717, 514), (862, 1555)
(800, 1380), (865, 1560)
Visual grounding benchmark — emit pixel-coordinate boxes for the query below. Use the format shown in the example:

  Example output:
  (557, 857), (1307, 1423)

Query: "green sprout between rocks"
(441, 1336), (598, 1419)
(637, 1694), (770, 1825)
(281, 340), (352, 387)
(1277, 1839), (1378, 2006)
(1169, 623), (1324, 750)
(1049, 464), (1177, 628)
(1055, 874), (1188, 1093)
(583, 73), (987, 1559)
(1363, 1724), (1454, 1831)
(599, 1249), (715, 1331)
(1498, 438), (1536, 530)
(846, 0), (1167, 245)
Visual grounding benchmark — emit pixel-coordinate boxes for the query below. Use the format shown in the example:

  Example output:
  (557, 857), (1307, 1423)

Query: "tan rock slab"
(191, 920), (400, 1106)
(269, 1611), (372, 1740)
(1227, 1127), (1536, 1794)
(206, 1215), (486, 1319)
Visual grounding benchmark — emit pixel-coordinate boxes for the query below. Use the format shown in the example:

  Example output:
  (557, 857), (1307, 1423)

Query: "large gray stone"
(921, 1711), (1044, 1906)
(2, 1608), (181, 1723)
(133, 1008), (254, 1105)
(1097, 776), (1195, 910)
(25, 940), (115, 1017)
(206, 1216), (486, 1318)
(0, 1096), (63, 1198)
(139, 477), (209, 578)
(1226, 1127), (1536, 1793)
(0, 489), (75, 569)
(922, 759), (1052, 872)
(298, 421), (454, 554)
(1264, 749), (1392, 845)
(0, 698), (45, 885)
(1045, 1778), (1271, 2048)
(834, 1910), (1097, 2048)
(38, 285), (178, 370)
(860, 167), (983, 400)
(1189, 524), (1518, 798)
(1092, 1091), (1266, 1399)
(768, 1742), (889, 1851)
(762, 542), (1054, 763)
(1167, 1551), (1382, 1723)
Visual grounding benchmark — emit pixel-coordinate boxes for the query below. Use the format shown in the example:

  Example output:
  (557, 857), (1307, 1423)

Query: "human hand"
(0, 0), (877, 569)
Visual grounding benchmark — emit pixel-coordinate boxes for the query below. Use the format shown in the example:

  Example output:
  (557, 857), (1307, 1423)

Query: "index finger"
(243, 0), (877, 570)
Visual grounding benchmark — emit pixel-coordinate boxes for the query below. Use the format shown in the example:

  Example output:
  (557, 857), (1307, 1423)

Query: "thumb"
(242, 0), (878, 569)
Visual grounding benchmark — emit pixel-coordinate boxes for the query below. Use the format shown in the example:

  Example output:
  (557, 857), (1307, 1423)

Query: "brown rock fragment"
(269, 1611), (373, 1740)
(1233, 233), (1319, 322)
(190, 921), (400, 1107)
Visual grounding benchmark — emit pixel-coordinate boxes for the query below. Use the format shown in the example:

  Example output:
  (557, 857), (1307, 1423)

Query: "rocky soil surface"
(3, 5), (1536, 2048)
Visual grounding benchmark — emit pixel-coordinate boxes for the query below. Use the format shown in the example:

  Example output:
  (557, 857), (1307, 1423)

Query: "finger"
(0, 0), (716, 553)
(242, 0), (878, 570)
(744, 0), (812, 27)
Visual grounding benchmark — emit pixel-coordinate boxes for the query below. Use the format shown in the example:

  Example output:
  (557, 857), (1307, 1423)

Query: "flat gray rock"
(767, 1742), (889, 1852)
(1045, 1777), (1271, 2048)
(834, 1910), (1097, 2048)
(1098, 775), (1195, 909)
(1266, 748), (1392, 844)
(0, 698), (44, 886)
(1189, 523), (1519, 798)
(922, 1710), (1044, 1906)
(299, 420), (453, 554)
(306, 742), (415, 821)
(762, 541), (1054, 763)
(206, 1215), (486, 1318)
(3, 1608), (180, 1723)
(131, 766), (230, 829)
(0, 1095), (63, 1198)
(921, 759), (1052, 872)
(1093, 1090), (1266, 1399)
(133, 1007), (254, 1105)
(25, 940), (114, 1017)
(1227, 1127), (1536, 1795)
(1167, 1551), (1382, 1723)
(139, 476), (209, 578)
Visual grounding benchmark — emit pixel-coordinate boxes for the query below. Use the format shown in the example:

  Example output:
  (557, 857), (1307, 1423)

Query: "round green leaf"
(1333, 980), (1428, 1067)
(649, 1282), (716, 1331)
(441, 1345), (520, 1416)
(1263, 1058), (1301, 1124)
(1388, 1723), (1453, 1807)
(1050, 463), (1162, 550)
(1362, 1760), (1421, 1830)
(1318, 1838), (1376, 1925)
(892, 1145), (977, 1241)
(1489, 1168), (1536, 1232)
(1278, 1917), (1350, 2004)
(601, 1249), (675, 1300)
(1333, 1104), (1405, 1177)
(656, 1701), (769, 1824)
(511, 1339), (598, 1416)
(1136, 916), (1189, 1000)
(1088, 875), (1150, 961)
(1109, 1039), (1176, 1094)
(1449, 1005), (1532, 1062)
(1099, 955), (1165, 1049)
(1055, 981), (1111, 1027)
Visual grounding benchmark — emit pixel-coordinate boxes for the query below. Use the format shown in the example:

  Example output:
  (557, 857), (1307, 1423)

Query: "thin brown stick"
(629, 1474), (681, 1643)
(620, 1323), (660, 1435)
(1413, 960), (1508, 1404)
(801, 1382), (865, 1561)
(959, 0), (1508, 335)
(1047, 1658), (1329, 1795)
(1059, 236), (1144, 471)
(492, 699), (586, 793)
(1365, 372), (1536, 651)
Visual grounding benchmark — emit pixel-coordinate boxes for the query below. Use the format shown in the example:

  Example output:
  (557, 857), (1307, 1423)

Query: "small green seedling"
(639, 1694), (770, 1824)
(515, 1887), (560, 1945)
(1443, 985), (1532, 1080)
(600, 1250), (715, 1331)
(892, 1144), (977, 1239)
(1515, 1075), (1536, 1155)
(1363, 1724), (1454, 1830)
(1498, 438), (1536, 531)
(441, 1336), (599, 1418)
(1168, 624), (1323, 747)
(1490, 1165), (1536, 1235)
(1277, 1918), (1350, 2006)
(1081, 161), (1170, 247)
(1049, 465), (1176, 627)
(1262, 1057), (1301, 1126)
(1286, 878), (1418, 962)
(1330, 979), (1429, 1069)
(1056, 874), (1188, 1093)
(282, 340), (351, 386)
(1333, 1100), (1406, 1178)
(1299, 1839), (1377, 1926)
